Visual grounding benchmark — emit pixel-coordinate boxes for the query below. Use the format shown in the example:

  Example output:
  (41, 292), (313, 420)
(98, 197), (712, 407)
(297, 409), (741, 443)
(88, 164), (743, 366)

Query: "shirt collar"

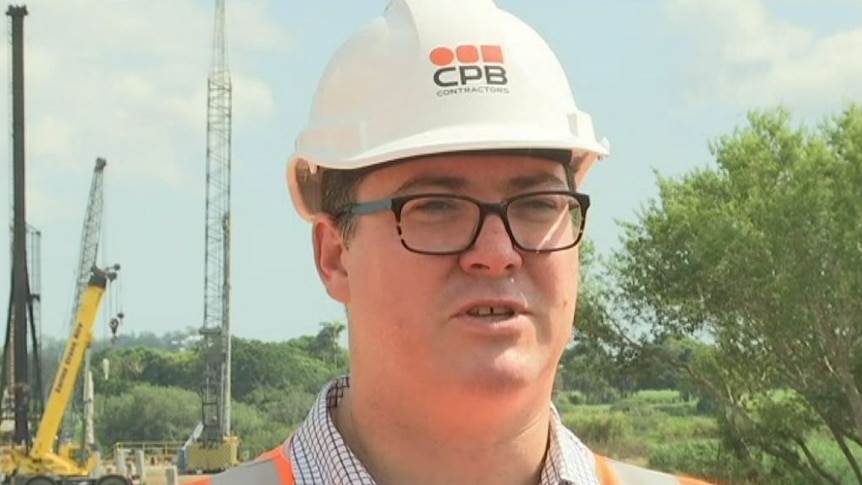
(290, 375), (599, 485)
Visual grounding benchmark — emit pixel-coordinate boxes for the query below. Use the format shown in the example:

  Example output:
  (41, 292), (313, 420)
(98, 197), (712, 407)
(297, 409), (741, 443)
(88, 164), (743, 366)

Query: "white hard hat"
(287, 0), (610, 221)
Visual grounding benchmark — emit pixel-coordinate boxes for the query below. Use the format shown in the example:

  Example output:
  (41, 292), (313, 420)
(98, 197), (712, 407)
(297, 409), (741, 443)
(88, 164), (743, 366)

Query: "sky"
(0, 0), (860, 345)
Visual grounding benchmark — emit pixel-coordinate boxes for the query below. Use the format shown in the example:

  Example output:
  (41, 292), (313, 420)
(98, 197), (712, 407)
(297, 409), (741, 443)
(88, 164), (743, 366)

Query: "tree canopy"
(601, 105), (862, 484)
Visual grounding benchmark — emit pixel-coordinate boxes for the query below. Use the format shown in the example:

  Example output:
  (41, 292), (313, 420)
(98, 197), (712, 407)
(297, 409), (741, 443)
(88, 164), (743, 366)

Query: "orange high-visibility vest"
(184, 444), (717, 485)
(183, 446), (295, 485)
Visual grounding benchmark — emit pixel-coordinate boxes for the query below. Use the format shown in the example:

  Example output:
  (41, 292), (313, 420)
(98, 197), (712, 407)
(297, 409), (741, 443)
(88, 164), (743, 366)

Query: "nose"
(458, 212), (522, 275)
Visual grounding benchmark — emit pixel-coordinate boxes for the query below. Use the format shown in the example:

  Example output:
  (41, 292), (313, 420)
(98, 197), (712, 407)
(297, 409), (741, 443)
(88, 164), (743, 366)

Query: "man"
(190, 1), (716, 483)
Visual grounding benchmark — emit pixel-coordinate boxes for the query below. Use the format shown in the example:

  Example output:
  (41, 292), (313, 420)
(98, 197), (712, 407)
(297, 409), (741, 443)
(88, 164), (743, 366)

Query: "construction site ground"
(141, 466), (210, 485)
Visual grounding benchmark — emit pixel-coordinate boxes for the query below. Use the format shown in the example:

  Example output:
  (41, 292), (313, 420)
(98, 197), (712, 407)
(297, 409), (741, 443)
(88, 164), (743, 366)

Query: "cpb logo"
(429, 45), (508, 88)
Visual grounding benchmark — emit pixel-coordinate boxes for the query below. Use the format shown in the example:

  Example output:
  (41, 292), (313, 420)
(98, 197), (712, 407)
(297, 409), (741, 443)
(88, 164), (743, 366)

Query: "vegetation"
(29, 104), (861, 484)
(567, 104), (862, 484)
(36, 321), (349, 459)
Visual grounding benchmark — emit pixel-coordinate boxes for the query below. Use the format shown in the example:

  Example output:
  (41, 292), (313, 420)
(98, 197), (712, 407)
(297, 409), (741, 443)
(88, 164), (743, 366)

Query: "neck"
(333, 374), (555, 485)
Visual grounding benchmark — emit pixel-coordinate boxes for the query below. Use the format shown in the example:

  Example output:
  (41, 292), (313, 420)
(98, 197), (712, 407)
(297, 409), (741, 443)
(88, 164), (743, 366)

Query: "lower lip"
(453, 313), (530, 335)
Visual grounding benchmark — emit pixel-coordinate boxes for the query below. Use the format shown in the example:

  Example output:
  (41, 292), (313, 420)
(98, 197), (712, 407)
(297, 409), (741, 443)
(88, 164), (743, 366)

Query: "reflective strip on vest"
(207, 460), (287, 485)
(596, 455), (715, 485)
(184, 446), (295, 485)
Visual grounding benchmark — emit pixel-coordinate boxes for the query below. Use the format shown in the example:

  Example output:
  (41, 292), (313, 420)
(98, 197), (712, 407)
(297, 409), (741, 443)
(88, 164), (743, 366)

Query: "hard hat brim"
(287, 121), (610, 222)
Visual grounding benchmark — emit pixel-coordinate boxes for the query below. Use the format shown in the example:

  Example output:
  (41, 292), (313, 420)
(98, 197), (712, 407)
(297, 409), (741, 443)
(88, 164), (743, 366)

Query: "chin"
(456, 352), (551, 396)
(464, 374), (534, 397)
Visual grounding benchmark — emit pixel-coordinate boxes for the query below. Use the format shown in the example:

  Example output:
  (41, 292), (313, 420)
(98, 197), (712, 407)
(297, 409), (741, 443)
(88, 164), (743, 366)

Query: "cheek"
(344, 225), (443, 327)
(346, 253), (447, 369)
(564, 266), (579, 309)
(540, 253), (580, 320)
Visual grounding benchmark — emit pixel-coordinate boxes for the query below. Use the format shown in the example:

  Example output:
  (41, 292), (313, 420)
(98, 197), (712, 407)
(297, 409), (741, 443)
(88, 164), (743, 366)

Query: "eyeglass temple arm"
(349, 198), (395, 216)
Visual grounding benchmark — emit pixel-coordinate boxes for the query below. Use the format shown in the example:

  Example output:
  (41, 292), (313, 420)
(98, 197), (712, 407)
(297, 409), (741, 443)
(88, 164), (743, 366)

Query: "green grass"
(631, 389), (683, 404)
(556, 389), (862, 484)
(806, 436), (862, 484)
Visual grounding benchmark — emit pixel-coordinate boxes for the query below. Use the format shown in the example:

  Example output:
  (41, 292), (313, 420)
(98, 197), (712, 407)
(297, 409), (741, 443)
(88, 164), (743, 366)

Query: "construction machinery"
(2, 154), (114, 485)
(180, 0), (239, 473)
(0, 7), (124, 481)
(0, 266), (129, 485)
(1, 224), (44, 446)
(1, 6), (44, 458)
(58, 158), (108, 453)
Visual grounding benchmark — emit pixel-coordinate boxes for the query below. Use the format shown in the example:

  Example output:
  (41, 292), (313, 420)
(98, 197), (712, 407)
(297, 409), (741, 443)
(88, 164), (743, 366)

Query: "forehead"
(359, 153), (570, 195)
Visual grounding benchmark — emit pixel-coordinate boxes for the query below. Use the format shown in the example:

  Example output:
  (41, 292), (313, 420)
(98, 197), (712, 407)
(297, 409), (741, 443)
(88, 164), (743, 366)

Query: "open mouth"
(466, 306), (516, 318)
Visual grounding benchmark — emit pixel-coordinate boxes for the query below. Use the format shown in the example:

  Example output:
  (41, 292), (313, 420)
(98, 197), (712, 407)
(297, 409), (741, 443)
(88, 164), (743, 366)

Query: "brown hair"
(321, 149), (579, 240)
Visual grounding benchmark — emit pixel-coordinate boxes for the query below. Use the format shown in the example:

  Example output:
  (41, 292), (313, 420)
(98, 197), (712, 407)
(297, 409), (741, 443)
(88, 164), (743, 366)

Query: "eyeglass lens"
(397, 193), (583, 254)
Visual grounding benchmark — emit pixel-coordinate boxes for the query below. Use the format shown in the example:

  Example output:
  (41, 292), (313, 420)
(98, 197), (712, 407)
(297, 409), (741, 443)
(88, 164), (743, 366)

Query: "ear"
(312, 215), (351, 304)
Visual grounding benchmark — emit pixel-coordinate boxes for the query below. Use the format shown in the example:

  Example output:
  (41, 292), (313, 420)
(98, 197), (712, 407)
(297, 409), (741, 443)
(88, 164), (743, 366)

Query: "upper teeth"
(469, 306), (513, 316)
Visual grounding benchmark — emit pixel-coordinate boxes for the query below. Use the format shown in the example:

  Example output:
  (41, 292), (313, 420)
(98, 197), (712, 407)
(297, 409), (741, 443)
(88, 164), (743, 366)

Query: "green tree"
(231, 338), (337, 397)
(230, 401), (295, 458)
(557, 239), (625, 402)
(312, 321), (347, 368)
(96, 383), (199, 446)
(558, 338), (621, 404)
(608, 105), (862, 484)
(90, 346), (200, 395)
(39, 328), (349, 457)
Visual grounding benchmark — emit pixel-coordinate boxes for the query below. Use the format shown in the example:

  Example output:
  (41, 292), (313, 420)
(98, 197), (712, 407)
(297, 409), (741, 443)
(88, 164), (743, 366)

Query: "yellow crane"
(0, 266), (130, 485)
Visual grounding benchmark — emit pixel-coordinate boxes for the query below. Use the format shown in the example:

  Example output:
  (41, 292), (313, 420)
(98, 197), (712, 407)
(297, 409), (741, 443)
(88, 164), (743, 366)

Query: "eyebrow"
(393, 175), (467, 195)
(393, 172), (568, 195)
(507, 172), (568, 190)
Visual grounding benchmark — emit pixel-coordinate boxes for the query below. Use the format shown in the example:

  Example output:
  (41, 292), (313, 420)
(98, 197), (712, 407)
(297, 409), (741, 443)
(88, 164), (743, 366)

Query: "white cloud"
(664, 0), (862, 109)
(0, 0), (290, 223)
(233, 74), (276, 124)
(29, 115), (75, 161)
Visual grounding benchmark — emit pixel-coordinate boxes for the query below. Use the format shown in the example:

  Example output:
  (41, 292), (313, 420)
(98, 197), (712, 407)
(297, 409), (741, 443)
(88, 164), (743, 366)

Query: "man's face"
(313, 153), (581, 395)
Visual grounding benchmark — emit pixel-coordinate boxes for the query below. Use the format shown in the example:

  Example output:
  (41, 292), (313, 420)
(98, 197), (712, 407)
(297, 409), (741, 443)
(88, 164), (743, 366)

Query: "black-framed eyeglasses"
(341, 190), (590, 255)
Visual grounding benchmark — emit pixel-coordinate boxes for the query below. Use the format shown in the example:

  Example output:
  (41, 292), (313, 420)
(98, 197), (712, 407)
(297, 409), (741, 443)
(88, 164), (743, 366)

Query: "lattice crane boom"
(58, 157), (107, 446)
(200, 0), (232, 445)
(68, 158), (107, 333)
(176, 1), (239, 471)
